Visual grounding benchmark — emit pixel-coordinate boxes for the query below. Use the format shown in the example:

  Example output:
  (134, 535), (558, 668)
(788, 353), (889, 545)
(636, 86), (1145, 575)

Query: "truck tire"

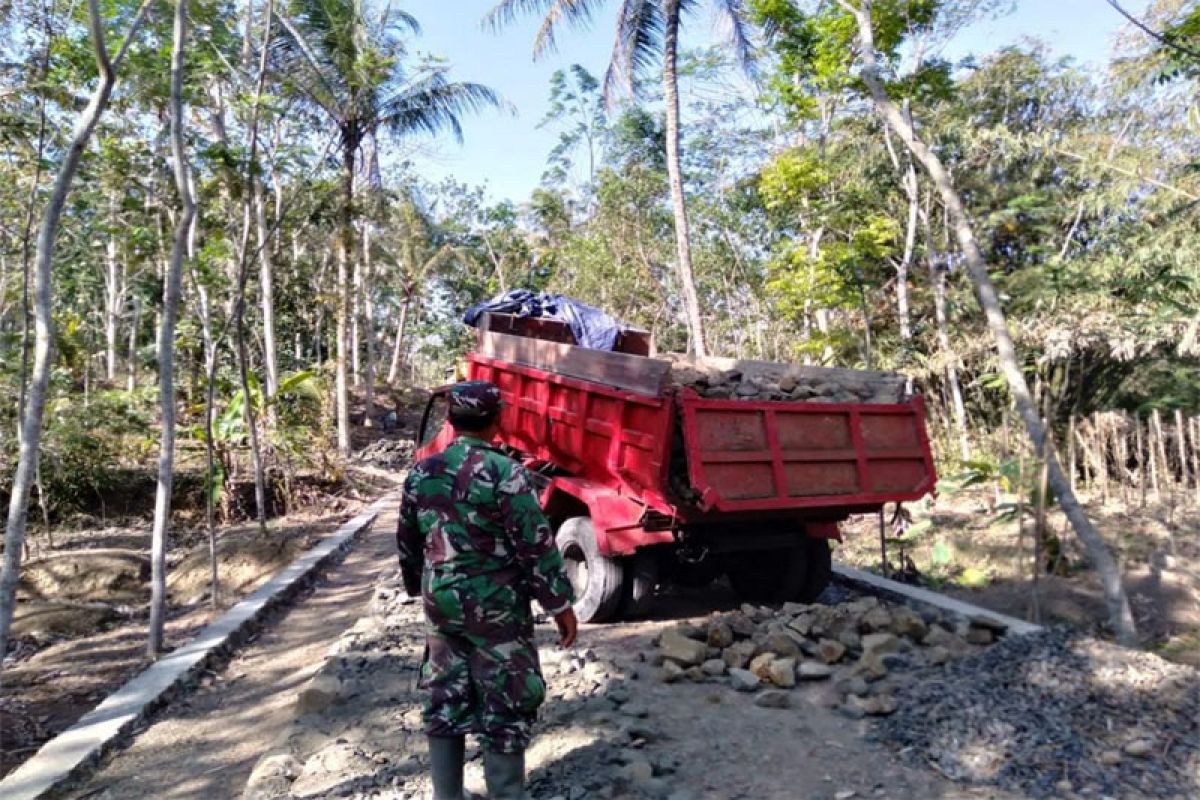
(797, 537), (833, 603)
(726, 547), (807, 604)
(620, 550), (659, 619)
(556, 517), (624, 623)
(727, 539), (834, 604)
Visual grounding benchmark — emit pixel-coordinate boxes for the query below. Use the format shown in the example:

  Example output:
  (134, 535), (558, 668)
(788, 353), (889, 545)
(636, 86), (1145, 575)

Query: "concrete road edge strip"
(0, 495), (392, 800)
(833, 563), (1043, 636)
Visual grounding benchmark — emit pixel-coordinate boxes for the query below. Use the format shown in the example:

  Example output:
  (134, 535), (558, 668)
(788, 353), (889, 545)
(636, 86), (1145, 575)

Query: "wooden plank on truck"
(476, 329), (669, 396)
(479, 311), (655, 356)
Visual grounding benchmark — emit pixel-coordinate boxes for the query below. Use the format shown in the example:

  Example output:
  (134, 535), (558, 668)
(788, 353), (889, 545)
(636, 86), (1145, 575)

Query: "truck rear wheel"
(726, 547), (806, 604)
(556, 517), (624, 623)
(727, 537), (833, 604)
(797, 537), (833, 603)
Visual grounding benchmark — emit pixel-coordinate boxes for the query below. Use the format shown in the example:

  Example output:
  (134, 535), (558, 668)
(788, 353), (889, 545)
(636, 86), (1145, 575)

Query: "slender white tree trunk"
(0, 0), (154, 665)
(351, 250), (362, 388)
(362, 221), (376, 427)
(931, 256), (970, 460)
(192, 272), (221, 608)
(148, 0), (197, 657)
(661, 0), (707, 357)
(841, 0), (1137, 645)
(335, 144), (355, 457)
(103, 196), (124, 381)
(127, 295), (141, 393)
(230, 0), (276, 531)
(387, 293), (412, 385)
(896, 161), (917, 341)
(255, 179), (279, 403)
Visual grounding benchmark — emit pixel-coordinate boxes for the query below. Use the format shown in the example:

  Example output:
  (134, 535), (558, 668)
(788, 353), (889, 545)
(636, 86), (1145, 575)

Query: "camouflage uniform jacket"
(396, 435), (574, 633)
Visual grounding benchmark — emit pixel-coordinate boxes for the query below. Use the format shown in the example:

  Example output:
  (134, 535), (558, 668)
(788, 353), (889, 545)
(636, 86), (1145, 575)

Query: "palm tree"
(273, 0), (499, 456)
(487, 0), (752, 357)
(384, 192), (461, 384)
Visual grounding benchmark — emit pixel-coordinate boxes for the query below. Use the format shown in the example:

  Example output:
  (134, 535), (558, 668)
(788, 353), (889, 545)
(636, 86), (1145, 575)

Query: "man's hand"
(554, 607), (578, 648)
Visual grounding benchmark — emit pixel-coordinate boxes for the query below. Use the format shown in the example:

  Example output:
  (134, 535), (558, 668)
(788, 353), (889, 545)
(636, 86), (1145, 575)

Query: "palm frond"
(378, 72), (502, 144)
(603, 0), (662, 104)
(710, 0), (755, 77)
(270, 9), (346, 120)
(485, 0), (610, 58)
(379, 6), (420, 37)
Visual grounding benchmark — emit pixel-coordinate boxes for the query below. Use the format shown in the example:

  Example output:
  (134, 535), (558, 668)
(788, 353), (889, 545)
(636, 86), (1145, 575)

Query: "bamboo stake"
(1152, 409), (1171, 509)
(878, 508), (888, 578)
(1191, 417), (1200, 508)
(1147, 413), (1160, 500)
(1136, 413), (1148, 509)
(1068, 413), (1077, 494)
(1033, 436), (1049, 623)
(1175, 409), (1189, 496)
(1094, 418), (1109, 506)
(1116, 413), (1131, 505)
(1074, 420), (1099, 496)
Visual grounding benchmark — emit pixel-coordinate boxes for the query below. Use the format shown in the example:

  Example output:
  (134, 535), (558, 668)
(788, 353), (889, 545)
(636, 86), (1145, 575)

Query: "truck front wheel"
(556, 517), (625, 623)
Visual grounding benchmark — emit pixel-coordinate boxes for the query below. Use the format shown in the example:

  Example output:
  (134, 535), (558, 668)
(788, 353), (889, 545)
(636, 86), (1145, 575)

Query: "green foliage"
(14, 391), (152, 517)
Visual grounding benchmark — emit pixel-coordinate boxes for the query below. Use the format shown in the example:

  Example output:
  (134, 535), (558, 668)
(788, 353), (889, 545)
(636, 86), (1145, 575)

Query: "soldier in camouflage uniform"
(397, 380), (577, 800)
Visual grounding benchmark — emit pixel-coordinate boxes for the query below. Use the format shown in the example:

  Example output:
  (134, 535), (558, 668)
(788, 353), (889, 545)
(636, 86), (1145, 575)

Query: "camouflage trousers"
(420, 628), (546, 753)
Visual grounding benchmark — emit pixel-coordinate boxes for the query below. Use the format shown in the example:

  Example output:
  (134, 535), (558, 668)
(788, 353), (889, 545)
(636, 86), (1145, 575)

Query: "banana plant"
(193, 369), (324, 516)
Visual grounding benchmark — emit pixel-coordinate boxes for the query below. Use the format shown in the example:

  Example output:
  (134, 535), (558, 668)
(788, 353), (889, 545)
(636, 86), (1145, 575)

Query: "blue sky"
(399, 0), (1152, 204)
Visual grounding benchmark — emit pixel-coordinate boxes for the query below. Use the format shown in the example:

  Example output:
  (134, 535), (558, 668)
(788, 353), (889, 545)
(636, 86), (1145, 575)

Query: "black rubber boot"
(483, 749), (527, 800)
(428, 735), (465, 800)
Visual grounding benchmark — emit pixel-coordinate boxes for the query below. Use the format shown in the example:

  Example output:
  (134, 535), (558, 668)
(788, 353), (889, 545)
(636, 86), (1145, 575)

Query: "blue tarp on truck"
(463, 289), (624, 351)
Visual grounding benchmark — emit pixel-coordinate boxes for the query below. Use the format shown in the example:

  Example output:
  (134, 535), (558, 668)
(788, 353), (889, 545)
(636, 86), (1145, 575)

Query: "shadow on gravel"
(879, 628), (1200, 800)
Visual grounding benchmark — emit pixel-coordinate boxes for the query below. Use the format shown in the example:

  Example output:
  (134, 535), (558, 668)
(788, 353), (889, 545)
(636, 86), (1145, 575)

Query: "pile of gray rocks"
(648, 596), (999, 717)
(355, 438), (416, 469)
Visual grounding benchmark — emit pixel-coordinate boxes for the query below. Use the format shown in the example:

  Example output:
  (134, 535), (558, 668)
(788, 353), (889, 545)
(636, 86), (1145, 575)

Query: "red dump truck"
(415, 314), (936, 622)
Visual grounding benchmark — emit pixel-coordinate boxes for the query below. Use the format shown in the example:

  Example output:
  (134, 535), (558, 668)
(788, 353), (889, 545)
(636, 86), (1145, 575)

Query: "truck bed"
(466, 330), (935, 520)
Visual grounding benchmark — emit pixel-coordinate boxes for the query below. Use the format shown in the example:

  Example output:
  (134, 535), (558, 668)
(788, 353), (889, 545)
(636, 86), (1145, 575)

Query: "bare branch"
(1105, 0), (1200, 62)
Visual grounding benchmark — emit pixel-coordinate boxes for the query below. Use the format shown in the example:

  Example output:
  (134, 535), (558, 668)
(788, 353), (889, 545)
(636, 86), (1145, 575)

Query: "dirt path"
(55, 500), (400, 800)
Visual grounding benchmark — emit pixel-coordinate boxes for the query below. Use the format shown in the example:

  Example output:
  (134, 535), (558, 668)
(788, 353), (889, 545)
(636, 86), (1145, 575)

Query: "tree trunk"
(127, 295), (141, 393)
(387, 293), (412, 385)
(255, 178), (279, 405)
(895, 160), (918, 342)
(103, 195), (123, 382)
(351, 260), (362, 388)
(335, 142), (354, 457)
(1175, 409), (1188, 495)
(1190, 417), (1200, 507)
(229, 0), (275, 532)
(362, 221), (376, 427)
(882, 127), (917, 342)
(0, 0), (154, 665)
(929, 250), (970, 460)
(192, 271), (220, 608)
(148, 0), (197, 657)
(661, 0), (707, 357)
(841, 0), (1137, 644)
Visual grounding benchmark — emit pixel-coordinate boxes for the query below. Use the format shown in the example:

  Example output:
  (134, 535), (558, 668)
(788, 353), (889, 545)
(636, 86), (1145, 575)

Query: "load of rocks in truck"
(663, 354), (908, 404)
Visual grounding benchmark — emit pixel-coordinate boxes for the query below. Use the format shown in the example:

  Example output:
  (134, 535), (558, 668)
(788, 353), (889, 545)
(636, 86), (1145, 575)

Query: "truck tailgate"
(679, 394), (935, 512)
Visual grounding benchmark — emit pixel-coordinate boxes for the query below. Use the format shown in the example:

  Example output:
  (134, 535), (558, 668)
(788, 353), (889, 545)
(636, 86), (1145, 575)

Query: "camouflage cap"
(448, 380), (503, 420)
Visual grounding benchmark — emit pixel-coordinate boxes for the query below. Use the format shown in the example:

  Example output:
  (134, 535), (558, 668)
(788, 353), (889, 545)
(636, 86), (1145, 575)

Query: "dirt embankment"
(0, 502), (374, 781)
(838, 489), (1200, 666)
